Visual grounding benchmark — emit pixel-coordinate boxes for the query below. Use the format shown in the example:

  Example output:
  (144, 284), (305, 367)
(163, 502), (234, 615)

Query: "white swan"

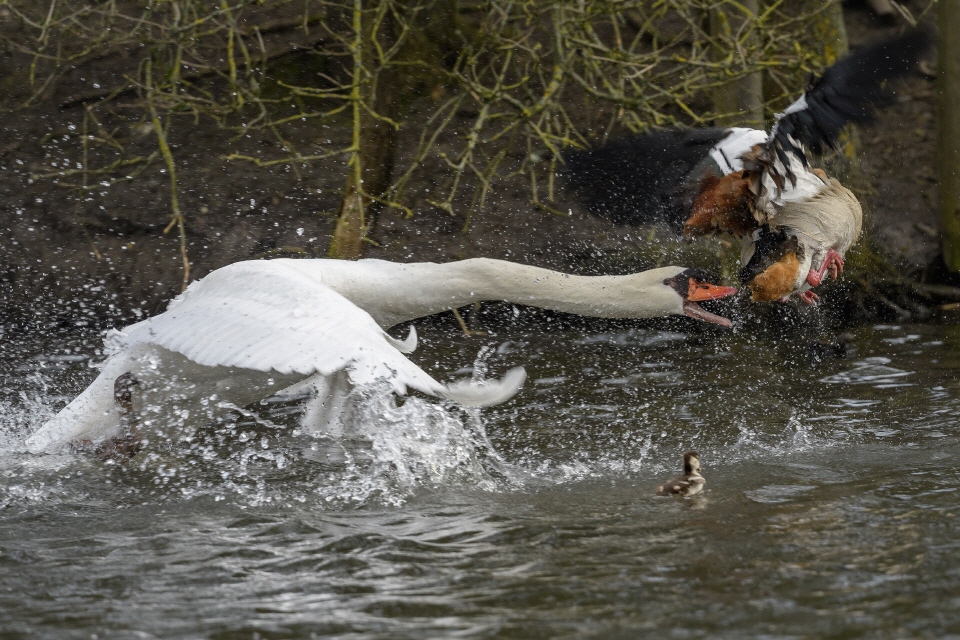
(25, 258), (737, 454)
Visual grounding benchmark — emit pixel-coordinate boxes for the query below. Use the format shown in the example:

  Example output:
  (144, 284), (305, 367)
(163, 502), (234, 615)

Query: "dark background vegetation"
(0, 0), (951, 331)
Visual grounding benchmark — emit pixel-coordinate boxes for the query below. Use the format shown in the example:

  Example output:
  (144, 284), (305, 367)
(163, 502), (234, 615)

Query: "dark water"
(3, 321), (960, 638)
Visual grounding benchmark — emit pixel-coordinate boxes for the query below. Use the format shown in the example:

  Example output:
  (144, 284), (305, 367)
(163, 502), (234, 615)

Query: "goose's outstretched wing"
(562, 128), (731, 232)
(762, 27), (931, 185)
(112, 260), (523, 404)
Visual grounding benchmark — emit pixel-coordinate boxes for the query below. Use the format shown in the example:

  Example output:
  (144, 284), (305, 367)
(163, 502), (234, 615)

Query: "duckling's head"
(683, 450), (701, 475)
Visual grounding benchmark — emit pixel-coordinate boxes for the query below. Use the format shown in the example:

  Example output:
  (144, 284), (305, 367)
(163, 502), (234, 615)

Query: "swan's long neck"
(306, 258), (683, 328)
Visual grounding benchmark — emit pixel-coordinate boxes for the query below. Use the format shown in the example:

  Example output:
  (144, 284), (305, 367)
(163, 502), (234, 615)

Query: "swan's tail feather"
(439, 366), (526, 408)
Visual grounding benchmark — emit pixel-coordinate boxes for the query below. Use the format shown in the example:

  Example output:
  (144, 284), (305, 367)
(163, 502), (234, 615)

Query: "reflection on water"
(819, 356), (914, 387)
(2, 322), (960, 636)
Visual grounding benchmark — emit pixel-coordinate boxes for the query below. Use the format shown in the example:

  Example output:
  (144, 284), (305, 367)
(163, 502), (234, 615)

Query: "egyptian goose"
(565, 29), (930, 304)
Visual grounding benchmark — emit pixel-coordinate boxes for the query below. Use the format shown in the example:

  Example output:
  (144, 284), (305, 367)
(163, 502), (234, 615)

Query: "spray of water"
(0, 373), (59, 453)
(1, 328), (923, 510)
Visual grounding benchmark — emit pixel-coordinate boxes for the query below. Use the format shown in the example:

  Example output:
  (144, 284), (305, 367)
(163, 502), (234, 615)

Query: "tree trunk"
(326, 0), (461, 259)
(327, 0), (400, 260)
(711, 0), (763, 129)
(940, 0), (960, 271)
(808, 2), (860, 178)
(328, 182), (367, 259)
(810, 1), (849, 64)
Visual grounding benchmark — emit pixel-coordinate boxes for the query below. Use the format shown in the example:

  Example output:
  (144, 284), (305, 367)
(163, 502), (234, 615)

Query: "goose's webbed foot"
(806, 248), (844, 287)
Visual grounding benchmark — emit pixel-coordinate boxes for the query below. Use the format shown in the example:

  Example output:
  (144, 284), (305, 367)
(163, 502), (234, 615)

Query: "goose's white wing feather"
(709, 127), (767, 174)
(112, 260), (441, 396)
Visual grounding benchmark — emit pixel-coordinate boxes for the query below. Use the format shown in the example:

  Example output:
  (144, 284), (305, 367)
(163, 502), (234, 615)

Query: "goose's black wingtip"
(561, 129), (730, 231)
(771, 26), (934, 158)
(815, 25), (934, 94)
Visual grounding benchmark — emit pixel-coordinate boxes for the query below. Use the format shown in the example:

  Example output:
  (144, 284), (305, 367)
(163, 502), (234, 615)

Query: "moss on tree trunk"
(711, 0), (764, 128)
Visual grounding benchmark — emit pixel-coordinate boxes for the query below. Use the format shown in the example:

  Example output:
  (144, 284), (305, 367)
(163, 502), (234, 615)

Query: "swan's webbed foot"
(96, 373), (143, 460)
(452, 306), (487, 337)
(95, 435), (142, 460)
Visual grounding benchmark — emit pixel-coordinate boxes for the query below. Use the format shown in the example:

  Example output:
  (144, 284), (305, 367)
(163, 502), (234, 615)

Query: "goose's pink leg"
(806, 248), (845, 287)
(798, 290), (820, 305)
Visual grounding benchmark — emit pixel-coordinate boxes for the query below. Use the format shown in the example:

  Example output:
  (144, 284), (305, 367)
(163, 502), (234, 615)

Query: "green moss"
(844, 229), (899, 280)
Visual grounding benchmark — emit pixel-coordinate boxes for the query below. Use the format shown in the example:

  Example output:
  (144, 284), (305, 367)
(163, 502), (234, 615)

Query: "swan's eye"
(665, 276), (688, 297)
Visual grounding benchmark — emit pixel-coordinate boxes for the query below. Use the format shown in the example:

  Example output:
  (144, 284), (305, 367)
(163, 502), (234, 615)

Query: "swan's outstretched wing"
(112, 260), (524, 404)
(27, 260), (526, 454)
(108, 260), (432, 395)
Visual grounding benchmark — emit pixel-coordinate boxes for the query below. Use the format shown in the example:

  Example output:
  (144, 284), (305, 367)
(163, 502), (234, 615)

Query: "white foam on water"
(819, 357), (914, 387)
(307, 386), (505, 507)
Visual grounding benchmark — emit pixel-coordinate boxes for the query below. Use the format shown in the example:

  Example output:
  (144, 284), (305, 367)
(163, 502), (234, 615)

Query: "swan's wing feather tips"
(440, 366), (527, 407)
(25, 351), (141, 453)
(387, 326), (418, 354)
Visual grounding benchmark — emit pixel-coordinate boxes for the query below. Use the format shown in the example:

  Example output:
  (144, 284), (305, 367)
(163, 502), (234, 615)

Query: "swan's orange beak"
(687, 281), (739, 302)
(683, 280), (738, 328)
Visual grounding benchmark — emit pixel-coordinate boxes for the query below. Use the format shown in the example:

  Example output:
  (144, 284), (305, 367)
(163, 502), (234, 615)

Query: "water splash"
(311, 390), (498, 507)
(0, 373), (59, 454)
(3, 323), (950, 511)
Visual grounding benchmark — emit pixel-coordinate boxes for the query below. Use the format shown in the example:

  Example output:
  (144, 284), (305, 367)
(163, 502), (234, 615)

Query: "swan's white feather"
(387, 326), (418, 354)
(27, 259), (532, 453)
(440, 367), (527, 407)
(114, 260), (441, 394)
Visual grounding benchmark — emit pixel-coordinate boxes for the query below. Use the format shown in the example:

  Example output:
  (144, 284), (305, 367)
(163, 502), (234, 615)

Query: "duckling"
(656, 451), (706, 497)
